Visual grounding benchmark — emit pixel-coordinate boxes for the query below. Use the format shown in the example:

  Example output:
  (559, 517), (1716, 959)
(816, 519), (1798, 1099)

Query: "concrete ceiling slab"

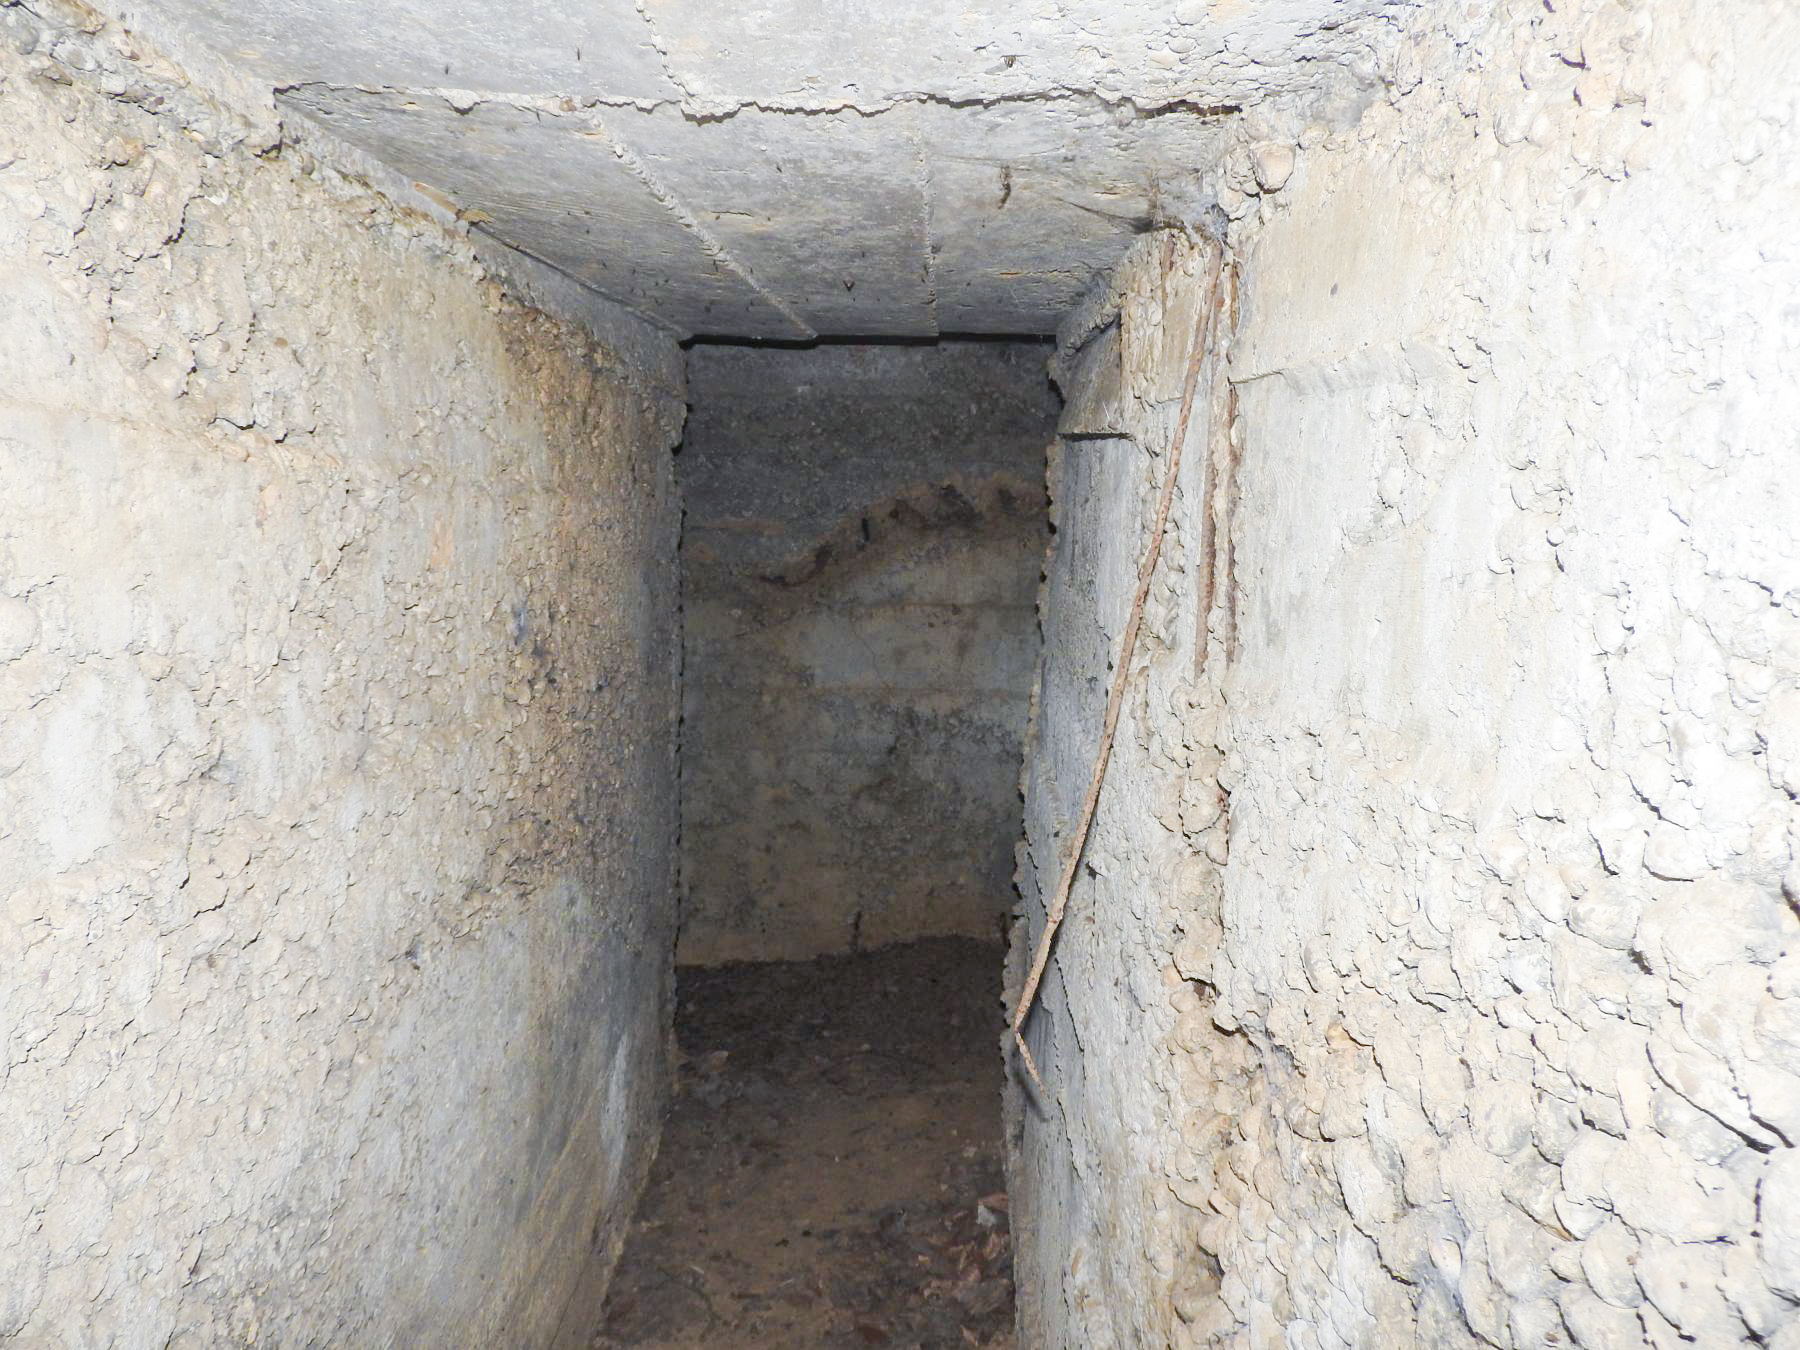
(102, 0), (1407, 339)
(644, 0), (1394, 111)
(915, 100), (1236, 333)
(616, 106), (935, 336)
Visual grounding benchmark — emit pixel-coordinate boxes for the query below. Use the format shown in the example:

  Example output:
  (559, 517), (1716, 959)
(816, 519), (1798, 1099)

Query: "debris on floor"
(592, 938), (1014, 1350)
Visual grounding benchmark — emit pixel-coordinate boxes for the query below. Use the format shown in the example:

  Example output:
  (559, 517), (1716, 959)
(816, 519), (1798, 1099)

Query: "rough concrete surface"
(11, 0), (1800, 1344)
(679, 344), (1056, 966)
(1009, 2), (1800, 1346)
(1007, 231), (1235, 1350)
(0, 3), (684, 1343)
(85, 0), (1415, 339)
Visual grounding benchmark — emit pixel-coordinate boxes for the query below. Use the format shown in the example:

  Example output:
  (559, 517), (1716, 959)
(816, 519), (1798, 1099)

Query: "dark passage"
(592, 939), (1015, 1349)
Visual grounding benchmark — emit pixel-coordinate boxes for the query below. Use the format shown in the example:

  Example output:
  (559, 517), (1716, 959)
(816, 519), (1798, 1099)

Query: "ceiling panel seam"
(587, 108), (818, 341)
(273, 93), (687, 339)
(465, 222), (686, 338)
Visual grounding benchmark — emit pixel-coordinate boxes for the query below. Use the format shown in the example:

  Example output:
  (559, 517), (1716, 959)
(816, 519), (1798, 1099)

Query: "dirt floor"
(592, 938), (1015, 1350)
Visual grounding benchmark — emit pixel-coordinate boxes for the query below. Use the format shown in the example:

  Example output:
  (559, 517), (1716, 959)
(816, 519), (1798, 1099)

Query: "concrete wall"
(679, 343), (1055, 965)
(1009, 2), (1800, 1345)
(0, 4), (684, 1345)
(1006, 233), (1236, 1349)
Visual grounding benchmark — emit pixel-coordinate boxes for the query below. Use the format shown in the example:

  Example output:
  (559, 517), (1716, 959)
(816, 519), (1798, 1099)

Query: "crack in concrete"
(272, 79), (1240, 340)
(628, 0), (705, 105)
(912, 127), (941, 338)
(674, 88), (1244, 125)
(277, 80), (1243, 127)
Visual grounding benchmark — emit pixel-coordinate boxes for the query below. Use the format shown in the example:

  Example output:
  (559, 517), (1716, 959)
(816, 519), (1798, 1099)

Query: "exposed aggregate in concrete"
(1009, 2), (1800, 1345)
(0, 2), (684, 1343)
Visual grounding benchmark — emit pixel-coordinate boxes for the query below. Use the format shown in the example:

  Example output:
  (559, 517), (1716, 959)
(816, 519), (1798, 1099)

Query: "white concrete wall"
(0, 4), (684, 1344)
(1010, 2), (1800, 1345)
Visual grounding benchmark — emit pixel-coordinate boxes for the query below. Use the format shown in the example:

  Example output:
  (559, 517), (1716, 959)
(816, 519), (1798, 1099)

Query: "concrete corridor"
(3, 1), (1799, 1347)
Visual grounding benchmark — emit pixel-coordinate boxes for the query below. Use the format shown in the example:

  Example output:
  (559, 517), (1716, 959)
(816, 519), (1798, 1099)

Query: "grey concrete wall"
(679, 343), (1056, 965)
(1006, 233), (1235, 1349)
(0, 4), (684, 1344)
(1009, 2), (1800, 1345)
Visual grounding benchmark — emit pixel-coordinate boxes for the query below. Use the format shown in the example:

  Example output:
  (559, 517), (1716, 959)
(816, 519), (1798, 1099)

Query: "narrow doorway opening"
(596, 339), (1062, 1348)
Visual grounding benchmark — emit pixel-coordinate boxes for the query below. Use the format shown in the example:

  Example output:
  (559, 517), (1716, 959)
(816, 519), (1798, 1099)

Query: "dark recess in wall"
(676, 340), (1062, 965)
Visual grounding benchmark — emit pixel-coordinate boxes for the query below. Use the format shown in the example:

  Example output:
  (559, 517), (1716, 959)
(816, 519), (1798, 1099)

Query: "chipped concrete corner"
(1010, 2), (1800, 1345)
(0, 2), (684, 1343)
(678, 344), (1057, 966)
